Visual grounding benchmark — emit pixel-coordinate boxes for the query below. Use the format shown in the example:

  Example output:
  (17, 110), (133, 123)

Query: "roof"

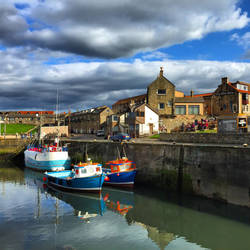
(0, 111), (54, 115)
(228, 82), (250, 94)
(185, 93), (213, 98)
(133, 103), (159, 115)
(112, 94), (146, 106)
(175, 96), (204, 103)
(71, 105), (110, 116)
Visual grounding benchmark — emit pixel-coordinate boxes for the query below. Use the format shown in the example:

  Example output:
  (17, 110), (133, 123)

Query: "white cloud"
(1, 0), (249, 58)
(1, 47), (250, 111)
(231, 32), (250, 49)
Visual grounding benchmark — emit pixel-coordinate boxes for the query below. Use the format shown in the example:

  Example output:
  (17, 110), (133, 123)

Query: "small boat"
(44, 159), (106, 193)
(24, 138), (71, 172)
(103, 157), (136, 188)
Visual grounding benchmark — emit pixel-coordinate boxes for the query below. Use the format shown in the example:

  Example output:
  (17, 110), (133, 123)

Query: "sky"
(1, 0), (250, 112)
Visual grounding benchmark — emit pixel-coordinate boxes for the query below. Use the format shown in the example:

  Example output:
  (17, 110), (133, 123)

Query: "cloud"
(0, 0), (248, 58)
(231, 32), (250, 48)
(1, 47), (250, 111)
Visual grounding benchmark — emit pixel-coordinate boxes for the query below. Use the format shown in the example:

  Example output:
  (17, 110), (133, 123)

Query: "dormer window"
(157, 89), (166, 95)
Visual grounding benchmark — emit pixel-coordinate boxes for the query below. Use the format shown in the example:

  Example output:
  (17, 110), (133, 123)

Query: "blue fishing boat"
(44, 160), (105, 193)
(103, 157), (136, 188)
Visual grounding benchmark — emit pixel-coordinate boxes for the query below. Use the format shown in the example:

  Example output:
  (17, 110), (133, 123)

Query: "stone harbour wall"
(64, 140), (250, 207)
(160, 132), (250, 145)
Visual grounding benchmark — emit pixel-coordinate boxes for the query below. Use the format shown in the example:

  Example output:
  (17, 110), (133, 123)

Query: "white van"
(96, 130), (105, 136)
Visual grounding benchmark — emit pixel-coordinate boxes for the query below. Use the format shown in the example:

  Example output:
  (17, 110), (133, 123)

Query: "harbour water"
(1, 162), (250, 250)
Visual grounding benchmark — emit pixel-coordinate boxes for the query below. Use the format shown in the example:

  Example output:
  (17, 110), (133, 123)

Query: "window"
(168, 101), (173, 107)
(175, 105), (186, 115)
(113, 116), (118, 121)
(158, 103), (165, 109)
(157, 89), (166, 95)
(81, 168), (87, 174)
(188, 105), (200, 115)
(141, 112), (145, 117)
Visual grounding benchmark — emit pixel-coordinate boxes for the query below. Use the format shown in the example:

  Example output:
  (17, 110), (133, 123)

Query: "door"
(149, 123), (153, 135)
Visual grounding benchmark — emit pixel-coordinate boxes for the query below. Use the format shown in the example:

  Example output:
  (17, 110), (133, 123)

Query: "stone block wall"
(160, 132), (250, 145)
(64, 140), (250, 207)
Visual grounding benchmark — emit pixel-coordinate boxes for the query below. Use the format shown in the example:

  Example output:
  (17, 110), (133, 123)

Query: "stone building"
(211, 77), (250, 116)
(69, 106), (112, 134)
(112, 94), (146, 114)
(0, 111), (55, 125)
(209, 77), (250, 133)
(147, 67), (176, 119)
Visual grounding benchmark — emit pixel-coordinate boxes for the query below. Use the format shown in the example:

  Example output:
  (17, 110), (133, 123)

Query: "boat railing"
(27, 146), (68, 153)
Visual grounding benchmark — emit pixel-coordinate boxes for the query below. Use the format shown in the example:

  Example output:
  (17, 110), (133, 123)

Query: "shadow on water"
(2, 162), (250, 250)
(127, 186), (250, 250)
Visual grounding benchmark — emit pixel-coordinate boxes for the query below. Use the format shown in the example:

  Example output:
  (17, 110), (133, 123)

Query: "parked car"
(110, 133), (131, 142)
(96, 130), (105, 136)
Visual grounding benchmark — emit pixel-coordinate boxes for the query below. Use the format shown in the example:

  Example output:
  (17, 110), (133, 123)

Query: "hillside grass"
(0, 124), (36, 135)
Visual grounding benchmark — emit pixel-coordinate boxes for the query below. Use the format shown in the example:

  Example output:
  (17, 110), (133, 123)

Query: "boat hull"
(103, 169), (136, 188)
(24, 150), (71, 172)
(46, 171), (106, 194)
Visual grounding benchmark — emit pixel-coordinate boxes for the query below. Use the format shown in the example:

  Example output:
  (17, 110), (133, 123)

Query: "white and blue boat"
(44, 160), (105, 193)
(24, 139), (71, 172)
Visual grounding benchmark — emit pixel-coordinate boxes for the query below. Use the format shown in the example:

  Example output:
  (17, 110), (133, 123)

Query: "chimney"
(190, 90), (193, 97)
(221, 77), (229, 84)
(159, 67), (163, 77)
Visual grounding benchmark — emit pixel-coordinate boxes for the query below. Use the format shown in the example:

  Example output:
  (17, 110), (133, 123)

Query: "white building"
(127, 103), (159, 137)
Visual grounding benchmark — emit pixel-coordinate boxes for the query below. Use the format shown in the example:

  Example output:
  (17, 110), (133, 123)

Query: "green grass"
(149, 134), (160, 139)
(0, 124), (36, 135)
(195, 129), (217, 133)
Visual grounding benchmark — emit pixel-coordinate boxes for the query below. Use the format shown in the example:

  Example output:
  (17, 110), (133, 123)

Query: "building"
(69, 106), (112, 134)
(112, 94), (146, 114)
(210, 77), (250, 133)
(147, 67), (176, 120)
(126, 103), (159, 137)
(0, 111), (55, 125)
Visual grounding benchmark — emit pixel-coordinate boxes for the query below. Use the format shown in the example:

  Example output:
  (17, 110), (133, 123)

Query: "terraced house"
(0, 111), (55, 125)
(68, 106), (112, 134)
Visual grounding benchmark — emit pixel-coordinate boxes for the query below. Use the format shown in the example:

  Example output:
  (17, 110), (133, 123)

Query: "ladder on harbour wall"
(9, 137), (38, 160)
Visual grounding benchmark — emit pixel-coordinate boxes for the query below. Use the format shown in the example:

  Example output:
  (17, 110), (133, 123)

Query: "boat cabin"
(74, 163), (103, 178)
(106, 158), (136, 173)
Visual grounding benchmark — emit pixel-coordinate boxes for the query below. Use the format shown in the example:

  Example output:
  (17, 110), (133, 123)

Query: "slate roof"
(175, 96), (204, 103)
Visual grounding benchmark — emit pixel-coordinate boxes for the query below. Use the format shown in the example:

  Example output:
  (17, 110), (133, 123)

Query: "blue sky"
(1, 0), (250, 111)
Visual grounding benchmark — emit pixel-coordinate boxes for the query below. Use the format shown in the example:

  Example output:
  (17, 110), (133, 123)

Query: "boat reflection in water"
(45, 186), (107, 222)
(102, 187), (134, 216)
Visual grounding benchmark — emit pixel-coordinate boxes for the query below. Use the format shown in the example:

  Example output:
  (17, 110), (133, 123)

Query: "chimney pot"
(222, 77), (229, 84)
(159, 67), (163, 77)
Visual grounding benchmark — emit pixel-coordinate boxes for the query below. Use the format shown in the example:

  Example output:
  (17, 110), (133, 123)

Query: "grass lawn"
(195, 129), (217, 133)
(149, 134), (160, 139)
(0, 124), (36, 135)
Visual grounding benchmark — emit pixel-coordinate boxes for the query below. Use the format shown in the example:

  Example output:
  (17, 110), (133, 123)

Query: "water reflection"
(0, 163), (24, 184)
(1, 164), (250, 250)
(102, 187), (134, 216)
(126, 190), (250, 250)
